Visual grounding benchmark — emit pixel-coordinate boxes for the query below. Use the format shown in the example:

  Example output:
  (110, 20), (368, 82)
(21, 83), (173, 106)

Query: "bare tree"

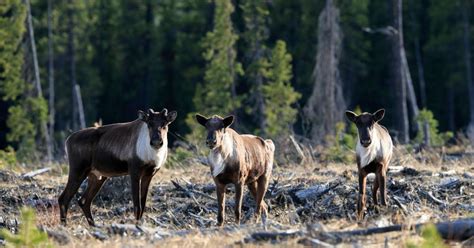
(403, 52), (420, 133)
(390, 0), (409, 144)
(25, 0), (52, 162)
(304, 0), (345, 144)
(365, 0), (422, 144)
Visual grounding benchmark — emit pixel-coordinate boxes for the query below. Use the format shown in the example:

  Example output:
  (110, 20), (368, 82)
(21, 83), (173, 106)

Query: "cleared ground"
(0, 148), (473, 247)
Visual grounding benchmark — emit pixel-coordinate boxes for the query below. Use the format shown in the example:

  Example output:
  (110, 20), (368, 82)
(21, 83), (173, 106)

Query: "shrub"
(166, 146), (195, 168)
(415, 109), (453, 146)
(406, 224), (446, 248)
(321, 107), (360, 163)
(323, 121), (357, 163)
(0, 147), (17, 170)
(0, 207), (53, 248)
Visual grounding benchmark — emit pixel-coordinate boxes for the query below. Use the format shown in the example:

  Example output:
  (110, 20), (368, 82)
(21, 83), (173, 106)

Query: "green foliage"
(338, 0), (370, 81)
(268, 0), (324, 102)
(187, 0), (242, 146)
(415, 109), (453, 146)
(262, 40), (301, 138)
(184, 112), (206, 154)
(321, 106), (361, 163)
(5, 96), (48, 160)
(406, 224), (446, 248)
(0, 147), (17, 169)
(241, 0), (270, 134)
(0, 0), (27, 101)
(0, 1), (49, 160)
(0, 207), (53, 248)
(166, 146), (195, 168)
(193, 0), (243, 116)
(1, 0), (472, 156)
(323, 121), (357, 163)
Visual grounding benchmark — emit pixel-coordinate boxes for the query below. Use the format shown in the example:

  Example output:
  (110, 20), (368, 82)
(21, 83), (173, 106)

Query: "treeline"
(1, 0), (473, 161)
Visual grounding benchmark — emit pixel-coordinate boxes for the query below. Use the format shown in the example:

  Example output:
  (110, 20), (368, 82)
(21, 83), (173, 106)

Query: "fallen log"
(320, 218), (474, 242)
(289, 135), (306, 162)
(246, 229), (303, 242)
(171, 179), (217, 202)
(40, 227), (71, 245)
(392, 196), (408, 214)
(418, 190), (447, 206)
(294, 180), (342, 202)
(245, 219), (474, 244)
(22, 167), (51, 180)
(297, 237), (332, 247)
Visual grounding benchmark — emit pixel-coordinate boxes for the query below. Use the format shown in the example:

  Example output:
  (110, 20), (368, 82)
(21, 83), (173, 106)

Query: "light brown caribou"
(58, 108), (177, 226)
(345, 109), (393, 220)
(195, 114), (275, 226)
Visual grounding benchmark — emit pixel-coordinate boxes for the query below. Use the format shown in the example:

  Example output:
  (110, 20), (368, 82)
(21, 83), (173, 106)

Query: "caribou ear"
(167, 111), (177, 123)
(223, 115), (234, 128)
(195, 114), (208, 126)
(345, 111), (358, 123)
(147, 108), (154, 114)
(373, 109), (385, 122)
(138, 110), (148, 121)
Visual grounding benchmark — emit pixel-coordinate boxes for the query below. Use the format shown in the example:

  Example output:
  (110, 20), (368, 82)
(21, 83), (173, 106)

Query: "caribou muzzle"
(360, 139), (371, 147)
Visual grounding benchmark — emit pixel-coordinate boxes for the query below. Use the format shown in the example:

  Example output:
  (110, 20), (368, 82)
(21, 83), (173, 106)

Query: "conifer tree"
(263, 40), (301, 138)
(192, 0), (242, 116)
(241, 0), (270, 134)
(186, 0), (242, 144)
(0, 0), (48, 160)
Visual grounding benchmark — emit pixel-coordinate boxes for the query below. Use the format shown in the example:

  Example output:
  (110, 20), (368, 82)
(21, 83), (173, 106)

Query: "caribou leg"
(78, 174), (107, 226)
(58, 164), (89, 225)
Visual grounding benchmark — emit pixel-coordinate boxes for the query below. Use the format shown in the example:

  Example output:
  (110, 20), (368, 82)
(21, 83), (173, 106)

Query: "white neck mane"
(208, 131), (235, 177)
(356, 128), (381, 168)
(136, 123), (168, 168)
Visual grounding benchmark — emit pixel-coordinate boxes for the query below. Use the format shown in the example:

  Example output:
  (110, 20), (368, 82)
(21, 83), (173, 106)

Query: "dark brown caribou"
(195, 114), (275, 226)
(58, 108), (177, 226)
(345, 109), (393, 220)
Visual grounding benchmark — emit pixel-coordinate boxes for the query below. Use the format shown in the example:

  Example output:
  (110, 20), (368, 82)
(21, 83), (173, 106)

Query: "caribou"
(345, 109), (393, 220)
(58, 108), (177, 226)
(195, 114), (275, 226)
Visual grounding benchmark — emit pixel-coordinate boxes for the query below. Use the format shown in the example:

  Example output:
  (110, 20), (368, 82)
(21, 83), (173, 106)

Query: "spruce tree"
(192, 0), (242, 115)
(263, 40), (301, 138)
(186, 0), (242, 144)
(0, 0), (48, 160)
(241, 0), (270, 135)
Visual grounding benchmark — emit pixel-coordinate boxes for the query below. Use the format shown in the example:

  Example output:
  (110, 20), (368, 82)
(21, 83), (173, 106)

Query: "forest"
(1, 0), (473, 161)
(0, 0), (473, 247)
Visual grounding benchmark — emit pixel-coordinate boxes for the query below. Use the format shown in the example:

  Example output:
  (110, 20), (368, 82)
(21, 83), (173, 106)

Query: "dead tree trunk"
(413, 37), (432, 146)
(402, 50), (420, 135)
(26, 0), (52, 162)
(408, 1), (430, 146)
(304, 0), (344, 144)
(47, 0), (55, 157)
(390, 0), (409, 144)
(74, 85), (86, 129)
(463, 2), (474, 144)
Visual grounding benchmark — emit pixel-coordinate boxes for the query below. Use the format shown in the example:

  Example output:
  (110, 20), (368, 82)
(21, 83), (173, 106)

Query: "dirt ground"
(0, 148), (473, 247)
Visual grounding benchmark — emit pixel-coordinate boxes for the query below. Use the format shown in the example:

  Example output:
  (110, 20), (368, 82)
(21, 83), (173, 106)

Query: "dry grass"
(0, 147), (472, 247)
